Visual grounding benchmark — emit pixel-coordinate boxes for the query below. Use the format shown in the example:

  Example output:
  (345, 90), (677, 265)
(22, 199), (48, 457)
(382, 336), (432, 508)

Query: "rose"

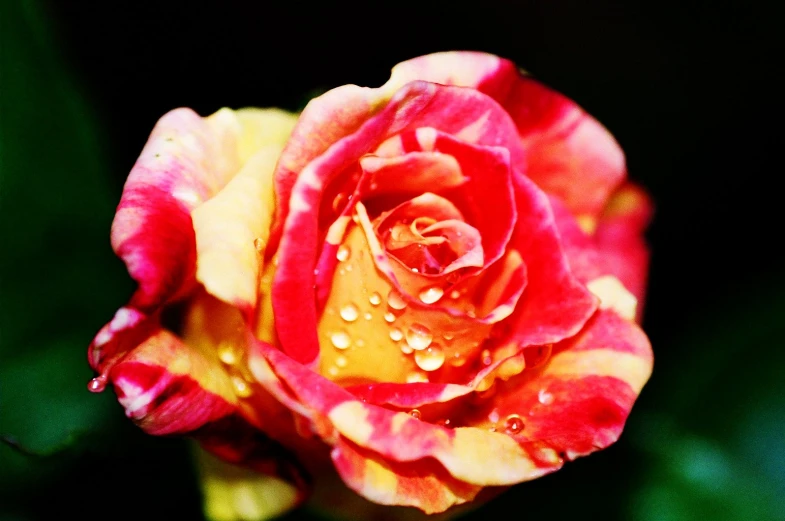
(88, 52), (653, 518)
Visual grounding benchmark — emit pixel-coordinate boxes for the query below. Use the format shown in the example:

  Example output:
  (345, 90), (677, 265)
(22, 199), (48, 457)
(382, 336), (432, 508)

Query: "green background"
(1, 1), (782, 519)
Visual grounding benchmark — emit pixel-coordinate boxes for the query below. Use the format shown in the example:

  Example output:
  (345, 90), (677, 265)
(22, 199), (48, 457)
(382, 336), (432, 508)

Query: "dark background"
(1, 1), (782, 520)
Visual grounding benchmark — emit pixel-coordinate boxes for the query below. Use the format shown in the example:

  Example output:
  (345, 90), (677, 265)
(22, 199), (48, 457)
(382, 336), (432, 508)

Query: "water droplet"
(481, 349), (492, 365)
(418, 286), (444, 304)
(253, 238), (265, 252)
(327, 366), (339, 376)
(369, 292), (382, 306)
(232, 376), (252, 398)
(383, 312), (396, 323)
(335, 355), (348, 368)
(218, 344), (238, 365)
(437, 418), (452, 428)
(442, 331), (455, 341)
(339, 303), (359, 322)
(387, 289), (407, 310)
(336, 245), (350, 261)
(313, 268), (320, 276)
(450, 289), (461, 299)
(389, 327), (403, 342)
(87, 376), (106, 393)
(411, 268), (420, 273)
(332, 192), (348, 213)
(449, 352), (466, 367)
(488, 409), (500, 423)
(409, 409), (421, 419)
(505, 414), (524, 434)
(414, 344), (445, 371)
(406, 372), (428, 383)
(330, 330), (351, 350)
(400, 344), (414, 354)
(538, 389), (554, 405)
(406, 323), (433, 351)
(363, 312), (372, 321)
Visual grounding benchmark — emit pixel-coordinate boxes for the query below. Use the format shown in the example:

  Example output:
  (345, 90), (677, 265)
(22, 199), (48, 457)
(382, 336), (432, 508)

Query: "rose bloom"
(88, 52), (653, 519)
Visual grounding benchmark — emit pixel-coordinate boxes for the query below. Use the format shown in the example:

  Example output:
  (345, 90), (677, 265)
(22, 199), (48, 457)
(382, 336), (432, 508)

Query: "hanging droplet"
(418, 286), (444, 304)
(218, 344), (238, 365)
(253, 237), (265, 252)
(87, 375), (107, 393)
(330, 330), (351, 350)
(363, 312), (372, 321)
(414, 344), (445, 371)
(387, 289), (407, 310)
(389, 327), (403, 342)
(335, 355), (348, 368)
(383, 311), (396, 323)
(336, 245), (350, 261)
(406, 372), (428, 383)
(406, 323), (433, 351)
(481, 349), (492, 365)
(505, 414), (524, 434)
(339, 303), (359, 322)
(538, 389), (554, 405)
(232, 376), (252, 398)
(369, 292), (382, 306)
(409, 409), (421, 420)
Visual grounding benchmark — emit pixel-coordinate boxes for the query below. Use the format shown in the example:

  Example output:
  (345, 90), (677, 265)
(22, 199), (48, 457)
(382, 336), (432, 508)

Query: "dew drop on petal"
(409, 409), (421, 419)
(336, 245), (351, 262)
(505, 414), (524, 434)
(387, 289), (407, 310)
(400, 344), (414, 354)
(389, 327), (403, 342)
(232, 376), (252, 398)
(406, 372), (428, 383)
(442, 331), (455, 341)
(87, 376), (106, 393)
(253, 238), (265, 252)
(488, 409), (501, 424)
(538, 389), (554, 405)
(450, 289), (461, 299)
(414, 344), (445, 371)
(328, 366), (339, 376)
(218, 343), (238, 365)
(331, 330), (351, 350)
(481, 349), (492, 365)
(335, 355), (348, 368)
(406, 323), (433, 351)
(369, 292), (382, 306)
(340, 303), (359, 322)
(363, 312), (372, 321)
(383, 311), (396, 323)
(419, 286), (444, 304)
(332, 192), (348, 213)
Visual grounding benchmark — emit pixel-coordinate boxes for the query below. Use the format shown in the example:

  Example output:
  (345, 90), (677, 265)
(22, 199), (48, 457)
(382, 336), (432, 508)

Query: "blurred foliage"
(1, 0), (783, 520)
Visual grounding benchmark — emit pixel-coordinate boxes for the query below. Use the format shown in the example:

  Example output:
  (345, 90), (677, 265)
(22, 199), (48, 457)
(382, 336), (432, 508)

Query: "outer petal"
(388, 51), (626, 217)
(191, 109), (297, 318)
(459, 309), (652, 461)
(111, 108), (244, 310)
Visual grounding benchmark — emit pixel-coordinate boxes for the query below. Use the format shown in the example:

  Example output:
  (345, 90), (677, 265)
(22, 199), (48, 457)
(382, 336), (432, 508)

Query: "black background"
(1, 1), (782, 520)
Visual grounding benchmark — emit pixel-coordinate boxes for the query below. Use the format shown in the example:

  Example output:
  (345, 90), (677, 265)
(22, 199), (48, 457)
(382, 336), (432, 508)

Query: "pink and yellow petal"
(332, 440), (481, 514)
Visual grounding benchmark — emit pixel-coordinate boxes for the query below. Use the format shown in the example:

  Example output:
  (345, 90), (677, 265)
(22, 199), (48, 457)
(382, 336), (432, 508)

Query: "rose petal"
(332, 440), (481, 514)
(387, 51), (626, 218)
(111, 108), (246, 310)
(191, 109), (296, 318)
(273, 81), (524, 365)
(107, 328), (238, 435)
(459, 309), (652, 460)
(501, 173), (598, 346)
